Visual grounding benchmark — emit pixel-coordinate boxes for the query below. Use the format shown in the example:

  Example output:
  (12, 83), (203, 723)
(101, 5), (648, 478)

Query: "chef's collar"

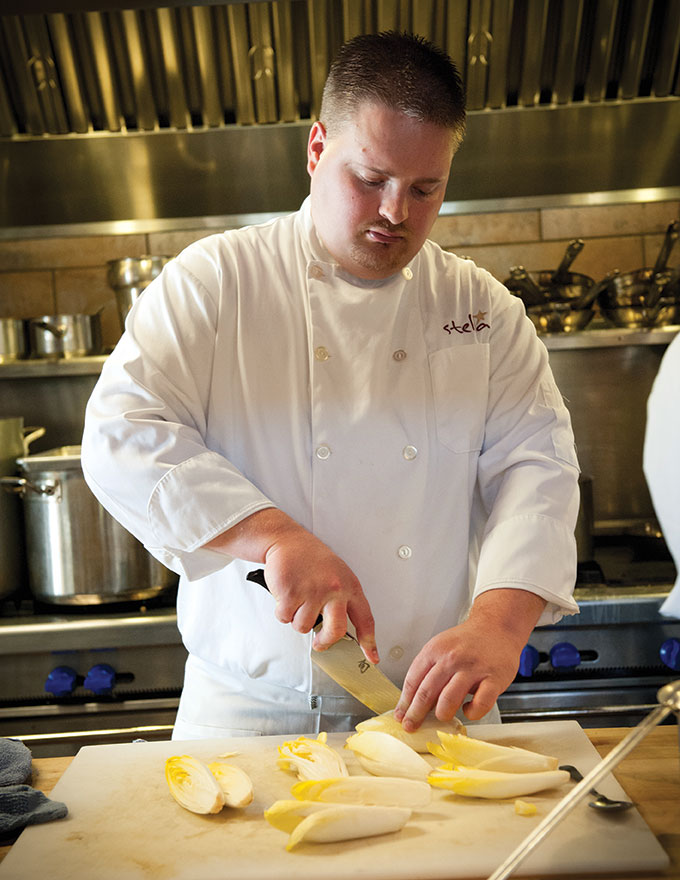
(299, 196), (416, 290)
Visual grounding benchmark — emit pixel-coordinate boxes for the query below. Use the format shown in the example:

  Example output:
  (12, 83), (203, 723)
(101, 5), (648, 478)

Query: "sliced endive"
(356, 710), (466, 753)
(428, 766), (570, 799)
(208, 761), (254, 808)
(264, 799), (341, 833)
(514, 799), (538, 816)
(345, 731), (431, 780)
(165, 755), (225, 814)
(427, 732), (559, 773)
(292, 775), (431, 807)
(284, 804), (411, 851)
(277, 732), (349, 780)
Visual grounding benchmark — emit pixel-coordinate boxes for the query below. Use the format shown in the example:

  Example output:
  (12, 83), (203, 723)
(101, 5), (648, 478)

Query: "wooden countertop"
(1, 726), (678, 878)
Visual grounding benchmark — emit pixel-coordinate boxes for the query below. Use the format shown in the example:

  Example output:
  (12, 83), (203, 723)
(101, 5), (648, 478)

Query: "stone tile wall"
(1, 198), (678, 351)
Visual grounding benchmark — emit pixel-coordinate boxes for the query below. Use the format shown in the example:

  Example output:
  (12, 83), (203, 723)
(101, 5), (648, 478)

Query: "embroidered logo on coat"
(443, 310), (490, 335)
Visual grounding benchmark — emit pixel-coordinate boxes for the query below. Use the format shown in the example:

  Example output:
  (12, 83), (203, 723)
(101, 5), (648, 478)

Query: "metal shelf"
(0, 356), (108, 378)
(540, 324), (679, 351)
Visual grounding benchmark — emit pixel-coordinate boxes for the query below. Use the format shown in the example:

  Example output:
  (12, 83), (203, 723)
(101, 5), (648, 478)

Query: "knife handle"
(246, 568), (324, 628)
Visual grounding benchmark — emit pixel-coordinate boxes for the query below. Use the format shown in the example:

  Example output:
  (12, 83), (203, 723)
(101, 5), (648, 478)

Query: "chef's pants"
(172, 653), (500, 740)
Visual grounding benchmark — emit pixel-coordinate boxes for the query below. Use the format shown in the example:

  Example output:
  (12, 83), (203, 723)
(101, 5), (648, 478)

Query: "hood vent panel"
(1, 0), (678, 139)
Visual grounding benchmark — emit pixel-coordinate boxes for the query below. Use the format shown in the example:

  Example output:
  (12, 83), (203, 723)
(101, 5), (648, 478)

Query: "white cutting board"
(0, 721), (669, 880)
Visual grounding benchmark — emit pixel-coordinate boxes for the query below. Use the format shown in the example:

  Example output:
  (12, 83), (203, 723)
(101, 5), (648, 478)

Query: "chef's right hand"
(264, 523), (379, 665)
(204, 507), (378, 664)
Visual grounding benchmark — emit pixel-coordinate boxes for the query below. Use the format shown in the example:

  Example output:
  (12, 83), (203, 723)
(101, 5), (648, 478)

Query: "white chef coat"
(644, 331), (680, 617)
(81, 198), (580, 734)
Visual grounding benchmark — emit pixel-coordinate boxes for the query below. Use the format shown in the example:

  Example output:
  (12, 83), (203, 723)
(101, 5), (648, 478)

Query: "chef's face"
(307, 102), (454, 280)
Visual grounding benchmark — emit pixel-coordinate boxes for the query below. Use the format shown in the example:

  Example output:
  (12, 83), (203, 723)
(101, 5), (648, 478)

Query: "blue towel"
(0, 738), (68, 838)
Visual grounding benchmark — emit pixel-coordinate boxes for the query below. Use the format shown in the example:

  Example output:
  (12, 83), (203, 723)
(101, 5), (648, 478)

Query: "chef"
(644, 330), (680, 617)
(81, 31), (580, 739)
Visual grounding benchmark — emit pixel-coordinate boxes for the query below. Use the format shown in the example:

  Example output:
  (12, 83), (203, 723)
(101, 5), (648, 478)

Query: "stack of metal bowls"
(597, 268), (680, 328)
(597, 219), (680, 329)
(504, 240), (603, 334)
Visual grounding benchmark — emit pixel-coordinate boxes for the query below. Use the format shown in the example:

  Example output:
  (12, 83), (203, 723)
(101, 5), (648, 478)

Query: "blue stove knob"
(660, 638), (680, 672)
(84, 663), (117, 695)
(550, 641), (581, 669)
(518, 644), (540, 677)
(45, 665), (78, 697)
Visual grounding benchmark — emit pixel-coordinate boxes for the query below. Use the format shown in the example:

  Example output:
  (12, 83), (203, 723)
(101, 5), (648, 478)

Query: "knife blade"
(246, 568), (401, 714)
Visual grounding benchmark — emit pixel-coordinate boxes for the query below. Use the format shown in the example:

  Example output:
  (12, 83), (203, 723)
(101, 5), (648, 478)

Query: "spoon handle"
(487, 703), (673, 880)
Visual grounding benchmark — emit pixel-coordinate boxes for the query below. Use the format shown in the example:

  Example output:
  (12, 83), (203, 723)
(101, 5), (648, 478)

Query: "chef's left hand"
(393, 589), (546, 731)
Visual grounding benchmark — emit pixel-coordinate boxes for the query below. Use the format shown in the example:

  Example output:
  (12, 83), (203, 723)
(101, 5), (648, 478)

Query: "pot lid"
(16, 445), (82, 472)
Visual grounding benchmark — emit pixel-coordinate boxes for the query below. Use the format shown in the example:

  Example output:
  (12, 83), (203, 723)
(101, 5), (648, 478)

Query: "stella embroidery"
(443, 310), (490, 335)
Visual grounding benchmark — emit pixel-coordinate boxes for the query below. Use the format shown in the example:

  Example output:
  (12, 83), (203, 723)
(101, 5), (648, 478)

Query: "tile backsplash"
(1, 199), (678, 351)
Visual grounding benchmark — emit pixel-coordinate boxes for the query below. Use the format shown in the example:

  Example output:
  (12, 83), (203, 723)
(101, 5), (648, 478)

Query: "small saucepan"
(28, 311), (103, 359)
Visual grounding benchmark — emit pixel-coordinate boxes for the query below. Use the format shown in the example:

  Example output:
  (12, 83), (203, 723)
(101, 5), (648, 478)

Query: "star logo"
(473, 310), (487, 323)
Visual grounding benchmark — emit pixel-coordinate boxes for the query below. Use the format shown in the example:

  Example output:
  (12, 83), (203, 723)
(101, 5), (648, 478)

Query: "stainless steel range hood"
(0, 0), (679, 232)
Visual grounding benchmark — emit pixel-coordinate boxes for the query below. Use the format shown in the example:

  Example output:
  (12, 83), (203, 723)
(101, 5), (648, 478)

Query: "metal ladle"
(487, 679), (680, 880)
(558, 764), (633, 811)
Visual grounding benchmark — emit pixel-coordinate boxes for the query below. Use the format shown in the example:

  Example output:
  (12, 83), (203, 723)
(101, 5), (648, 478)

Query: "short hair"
(320, 31), (466, 148)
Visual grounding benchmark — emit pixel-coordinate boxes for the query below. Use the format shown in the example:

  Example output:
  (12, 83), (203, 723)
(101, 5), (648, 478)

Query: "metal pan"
(601, 295), (680, 329)
(526, 302), (595, 334)
(28, 312), (103, 359)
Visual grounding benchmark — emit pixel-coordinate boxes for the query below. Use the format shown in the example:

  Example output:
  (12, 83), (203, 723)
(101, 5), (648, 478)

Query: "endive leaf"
(285, 804), (411, 850)
(207, 762), (254, 808)
(428, 766), (570, 799)
(427, 732), (559, 773)
(277, 733), (349, 780)
(345, 731), (431, 780)
(356, 710), (466, 753)
(165, 755), (225, 814)
(292, 775), (431, 807)
(514, 799), (538, 816)
(264, 799), (338, 833)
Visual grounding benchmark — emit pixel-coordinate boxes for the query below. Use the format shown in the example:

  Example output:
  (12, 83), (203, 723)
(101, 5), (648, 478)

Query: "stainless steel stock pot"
(0, 418), (45, 600)
(0, 445), (177, 605)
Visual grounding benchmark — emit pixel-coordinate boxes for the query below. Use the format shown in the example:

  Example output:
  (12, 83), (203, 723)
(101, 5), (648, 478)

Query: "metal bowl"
(597, 267), (677, 308)
(600, 305), (658, 328)
(527, 303), (595, 334)
(533, 270), (596, 304)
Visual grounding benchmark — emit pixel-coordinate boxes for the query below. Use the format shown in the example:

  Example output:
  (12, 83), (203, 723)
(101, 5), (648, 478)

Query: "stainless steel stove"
(0, 591), (187, 757)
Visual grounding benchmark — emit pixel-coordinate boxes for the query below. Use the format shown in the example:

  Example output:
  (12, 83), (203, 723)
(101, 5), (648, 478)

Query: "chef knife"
(246, 568), (401, 715)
